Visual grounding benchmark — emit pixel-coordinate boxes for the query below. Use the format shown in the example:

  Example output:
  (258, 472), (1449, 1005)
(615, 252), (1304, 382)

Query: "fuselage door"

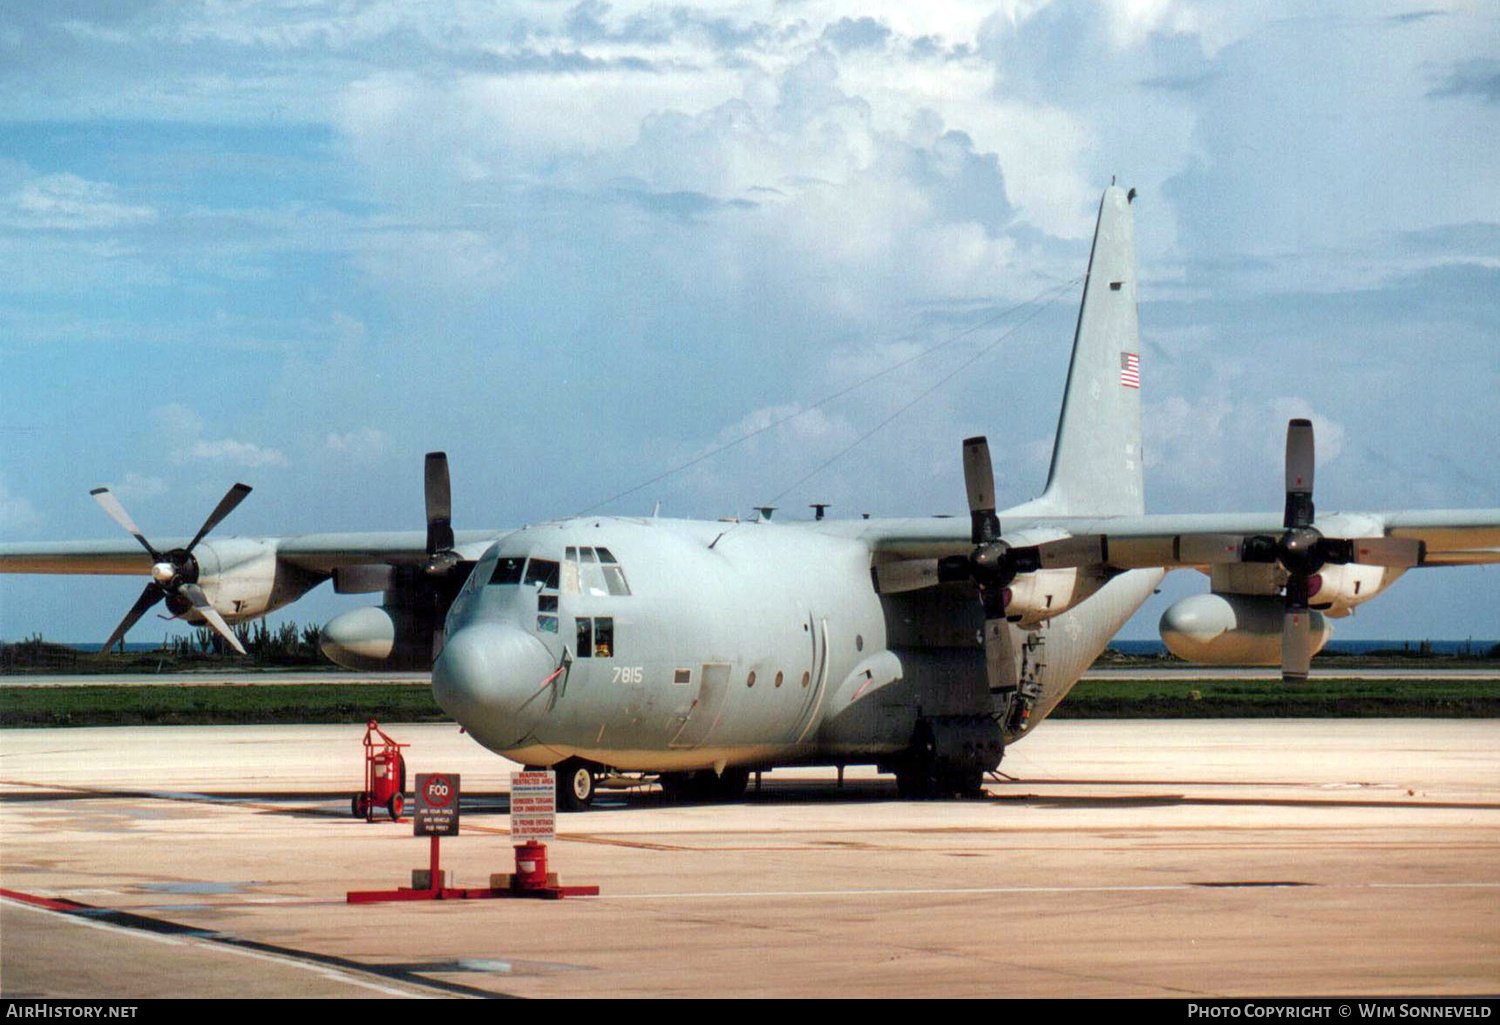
(669, 662), (732, 749)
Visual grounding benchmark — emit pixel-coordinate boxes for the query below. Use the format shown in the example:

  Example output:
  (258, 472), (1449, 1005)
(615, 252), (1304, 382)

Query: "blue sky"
(1, 1), (1496, 643)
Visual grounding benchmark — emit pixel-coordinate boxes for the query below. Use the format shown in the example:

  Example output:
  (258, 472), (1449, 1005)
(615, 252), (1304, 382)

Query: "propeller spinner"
(90, 482), (252, 655)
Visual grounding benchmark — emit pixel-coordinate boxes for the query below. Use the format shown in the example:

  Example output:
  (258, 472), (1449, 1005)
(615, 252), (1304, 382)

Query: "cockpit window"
(489, 557), (525, 585)
(565, 546), (631, 597)
(524, 558), (560, 590)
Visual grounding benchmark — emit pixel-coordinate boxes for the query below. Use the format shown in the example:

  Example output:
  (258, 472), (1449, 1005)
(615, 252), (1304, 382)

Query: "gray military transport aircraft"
(5, 186), (1498, 809)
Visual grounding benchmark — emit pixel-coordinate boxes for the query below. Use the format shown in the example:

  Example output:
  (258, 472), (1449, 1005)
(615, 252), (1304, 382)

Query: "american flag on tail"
(1119, 351), (1140, 389)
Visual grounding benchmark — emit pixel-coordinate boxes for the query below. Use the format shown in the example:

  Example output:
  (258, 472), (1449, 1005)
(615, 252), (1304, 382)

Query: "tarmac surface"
(1, 718), (1498, 999)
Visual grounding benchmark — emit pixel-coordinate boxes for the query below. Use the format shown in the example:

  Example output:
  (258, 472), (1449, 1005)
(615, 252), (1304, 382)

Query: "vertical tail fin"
(1014, 186), (1144, 517)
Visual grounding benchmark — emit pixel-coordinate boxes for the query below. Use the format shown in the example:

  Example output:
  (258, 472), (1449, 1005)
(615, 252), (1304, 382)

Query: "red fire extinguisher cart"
(352, 720), (408, 822)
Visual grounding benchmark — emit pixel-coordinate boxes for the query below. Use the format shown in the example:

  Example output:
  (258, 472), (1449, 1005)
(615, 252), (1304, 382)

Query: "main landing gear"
(892, 717), (1003, 800)
(658, 767), (750, 803)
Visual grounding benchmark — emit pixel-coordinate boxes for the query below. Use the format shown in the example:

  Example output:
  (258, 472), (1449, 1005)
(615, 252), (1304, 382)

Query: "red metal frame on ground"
(346, 837), (599, 903)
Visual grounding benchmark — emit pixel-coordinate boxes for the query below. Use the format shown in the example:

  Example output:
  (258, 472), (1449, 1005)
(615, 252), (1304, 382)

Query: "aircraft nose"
(431, 622), (557, 747)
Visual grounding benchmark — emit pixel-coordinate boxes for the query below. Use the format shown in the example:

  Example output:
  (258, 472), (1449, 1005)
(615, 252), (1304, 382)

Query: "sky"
(1, 0), (1497, 645)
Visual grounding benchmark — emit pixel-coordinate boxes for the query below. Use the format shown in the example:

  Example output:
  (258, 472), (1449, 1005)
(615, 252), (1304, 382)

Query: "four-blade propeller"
(90, 482), (253, 655)
(1234, 419), (1422, 681)
(934, 437), (1105, 694)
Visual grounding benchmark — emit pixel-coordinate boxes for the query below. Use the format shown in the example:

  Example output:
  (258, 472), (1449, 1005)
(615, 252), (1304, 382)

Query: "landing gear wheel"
(661, 769), (750, 802)
(711, 768), (750, 802)
(556, 759), (595, 810)
(896, 721), (941, 800)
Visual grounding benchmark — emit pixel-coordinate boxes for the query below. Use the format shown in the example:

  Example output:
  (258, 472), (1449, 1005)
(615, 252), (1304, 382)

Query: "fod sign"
(415, 773), (460, 836)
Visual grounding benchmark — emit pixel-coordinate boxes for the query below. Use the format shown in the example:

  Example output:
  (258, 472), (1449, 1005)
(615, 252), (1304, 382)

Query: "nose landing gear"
(539, 758), (596, 810)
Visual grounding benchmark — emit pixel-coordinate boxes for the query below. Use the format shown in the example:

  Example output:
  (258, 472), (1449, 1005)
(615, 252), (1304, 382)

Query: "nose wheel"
(556, 759), (595, 810)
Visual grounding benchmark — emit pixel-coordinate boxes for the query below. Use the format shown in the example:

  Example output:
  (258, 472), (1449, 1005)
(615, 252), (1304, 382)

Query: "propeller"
(90, 482), (252, 655)
(1235, 419), (1423, 682)
(417, 451), (474, 659)
(1274, 419), (1319, 682)
(424, 451), (460, 576)
(936, 436), (1106, 694)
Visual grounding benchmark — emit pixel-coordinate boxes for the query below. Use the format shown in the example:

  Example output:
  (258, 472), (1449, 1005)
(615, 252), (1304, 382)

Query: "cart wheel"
(388, 793), (404, 821)
(352, 794), (368, 819)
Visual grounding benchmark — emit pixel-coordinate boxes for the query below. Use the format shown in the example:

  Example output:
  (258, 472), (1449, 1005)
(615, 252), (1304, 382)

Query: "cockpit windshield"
(489, 556), (525, 585)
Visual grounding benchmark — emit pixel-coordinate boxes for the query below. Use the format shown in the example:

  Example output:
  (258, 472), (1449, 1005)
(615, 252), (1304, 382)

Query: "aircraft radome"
(4, 186), (1498, 810)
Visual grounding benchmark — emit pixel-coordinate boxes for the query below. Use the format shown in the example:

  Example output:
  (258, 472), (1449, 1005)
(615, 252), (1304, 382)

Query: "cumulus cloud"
(107, 473), (169, 501)
(323, 427), (389, 463)
(2, 173), (156, 231)
(0, 480), (40, 532)
(177, 438), (289, 468)
(1144, 392), (1350, 511)
(150, 403), (288, 469)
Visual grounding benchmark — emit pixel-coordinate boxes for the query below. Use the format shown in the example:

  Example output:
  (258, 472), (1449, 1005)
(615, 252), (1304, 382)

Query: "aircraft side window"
(572, 616), (614, 657)
(562, 549), (581, 594)
(537, 593), (559, 634)
(490, 556), (526, 585)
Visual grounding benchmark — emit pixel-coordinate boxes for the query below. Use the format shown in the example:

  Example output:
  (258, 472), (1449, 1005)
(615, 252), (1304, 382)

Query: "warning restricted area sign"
(415, 772), (460, 836)
(510, 770), (555, 842)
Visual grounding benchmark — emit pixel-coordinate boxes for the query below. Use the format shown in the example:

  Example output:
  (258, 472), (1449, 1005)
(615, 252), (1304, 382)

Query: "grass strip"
(2, 678), (1497, 727)
(1053, 678), (1500, 718)
(0, 684), (446, 728)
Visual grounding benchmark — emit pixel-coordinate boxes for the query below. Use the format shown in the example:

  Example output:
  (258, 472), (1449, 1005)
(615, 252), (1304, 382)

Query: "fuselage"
(431, 515), (1164, 775)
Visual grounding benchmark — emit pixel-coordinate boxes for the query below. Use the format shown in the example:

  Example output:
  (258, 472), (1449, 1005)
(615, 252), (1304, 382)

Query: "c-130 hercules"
(5, 187), (1498, 808)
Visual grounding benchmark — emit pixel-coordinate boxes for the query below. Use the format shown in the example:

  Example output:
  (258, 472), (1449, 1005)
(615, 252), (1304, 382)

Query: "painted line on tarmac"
(1, 889), (516, 999)
(592, 880), (1500, 900)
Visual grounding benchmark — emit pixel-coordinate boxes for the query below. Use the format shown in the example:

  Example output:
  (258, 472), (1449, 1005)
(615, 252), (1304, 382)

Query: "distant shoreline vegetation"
(1, 622), (329, 673)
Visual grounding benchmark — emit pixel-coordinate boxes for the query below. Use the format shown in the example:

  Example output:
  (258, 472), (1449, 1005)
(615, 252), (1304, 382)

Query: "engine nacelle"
(999, 528), (1105, 627)
(1005, 567), (1102, 627)
(320, 605), (437, 671)
(192, 539), (322, 623)
(1307, 563), (1398, 618)
(1159, 592), (1331, 665)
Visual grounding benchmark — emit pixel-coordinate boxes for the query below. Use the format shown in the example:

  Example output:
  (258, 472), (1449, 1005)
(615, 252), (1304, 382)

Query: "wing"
(835, 509), (1500, 569)
(0, 531), (500, 576)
